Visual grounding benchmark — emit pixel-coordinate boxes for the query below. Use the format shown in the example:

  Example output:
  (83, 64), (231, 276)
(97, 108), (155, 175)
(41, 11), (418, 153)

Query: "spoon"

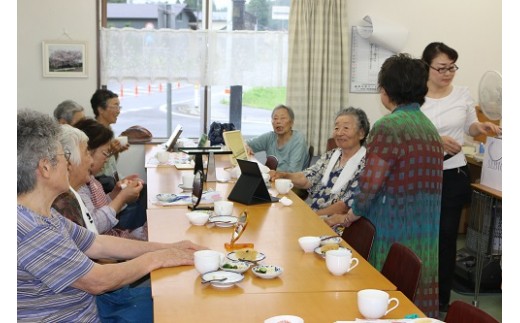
(320, 235), (339, 241)
(201, 277), (228, 284)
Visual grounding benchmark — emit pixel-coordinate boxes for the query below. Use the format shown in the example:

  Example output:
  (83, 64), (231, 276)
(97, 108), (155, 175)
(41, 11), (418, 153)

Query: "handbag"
(208, 122), (236, 145)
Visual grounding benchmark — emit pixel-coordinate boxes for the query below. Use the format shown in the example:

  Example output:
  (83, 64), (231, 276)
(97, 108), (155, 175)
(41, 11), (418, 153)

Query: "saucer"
(314, 246), (351, 259)
(178, 184), (193, 192)
(200, 270), (244, 289)
(208, 215), (238, 227)
(219, 260), (251, 274)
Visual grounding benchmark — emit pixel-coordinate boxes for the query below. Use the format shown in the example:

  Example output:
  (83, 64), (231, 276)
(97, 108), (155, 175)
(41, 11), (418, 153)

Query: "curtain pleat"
(286, 0), (349, 155)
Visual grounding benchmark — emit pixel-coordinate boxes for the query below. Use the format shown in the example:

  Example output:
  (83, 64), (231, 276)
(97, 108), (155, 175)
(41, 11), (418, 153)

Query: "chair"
(444, 300), (499, 323)
(326, 138), (337, 151)
(381, 242), (422, 302)
(265, 155), (279, 170)
(340, 217), (376, 260)
(305, 145), (314, 169)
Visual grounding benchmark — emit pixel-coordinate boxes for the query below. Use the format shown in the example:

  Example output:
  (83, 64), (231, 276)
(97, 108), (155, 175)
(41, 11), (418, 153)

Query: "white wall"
(346, 0), (502, 125)
(17, 0), (98, 116)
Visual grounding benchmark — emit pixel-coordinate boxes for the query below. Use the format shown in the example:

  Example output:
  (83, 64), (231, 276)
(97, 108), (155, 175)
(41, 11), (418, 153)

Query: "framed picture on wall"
(42, 41), (88, 78)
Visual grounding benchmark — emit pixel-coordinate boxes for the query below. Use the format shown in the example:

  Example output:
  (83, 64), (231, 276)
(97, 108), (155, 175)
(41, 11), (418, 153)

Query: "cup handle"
(385, 297), (399, 315)
(349, 257), (359, 271)
(289, 183), (294, 189)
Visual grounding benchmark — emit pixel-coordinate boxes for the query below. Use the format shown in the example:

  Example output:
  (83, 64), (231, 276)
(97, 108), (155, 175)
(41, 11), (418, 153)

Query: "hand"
(324, 213), (347, 227)
(441, 136), (462, 156)
(110, 139), (130, 154)
(477, 122), (502, 137)
(344, 209), (361, 228)
(119, 180), (143, 203)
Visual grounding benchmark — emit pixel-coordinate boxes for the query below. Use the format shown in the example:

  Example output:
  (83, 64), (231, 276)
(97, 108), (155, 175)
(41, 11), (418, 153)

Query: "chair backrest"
(340, 217), (376, 260)
(381, 242), (422, 302)
(445, 300), (499, 323)
(326, 138), (337, 151)
(265, 155), (279, 170)
(305, 145), (314, 169)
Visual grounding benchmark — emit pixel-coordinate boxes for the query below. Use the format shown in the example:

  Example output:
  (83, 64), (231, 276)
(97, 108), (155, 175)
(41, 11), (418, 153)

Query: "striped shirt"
(17, 205), (99, 322)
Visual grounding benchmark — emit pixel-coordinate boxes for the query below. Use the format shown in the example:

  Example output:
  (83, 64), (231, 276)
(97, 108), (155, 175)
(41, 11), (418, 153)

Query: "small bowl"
(186, 211), (210, 226)
(252, 264), (283, 279)
(156, 193), (178, 203)
(219, 260), (251, 274)
(298, 236), (321, 253)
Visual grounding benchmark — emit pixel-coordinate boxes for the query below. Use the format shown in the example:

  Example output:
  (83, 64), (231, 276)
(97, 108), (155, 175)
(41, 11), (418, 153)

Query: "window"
(100, 0), (290, 140)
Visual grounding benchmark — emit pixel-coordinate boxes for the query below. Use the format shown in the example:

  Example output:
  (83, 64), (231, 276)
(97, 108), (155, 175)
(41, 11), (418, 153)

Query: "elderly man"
(54, 99), (86, 125)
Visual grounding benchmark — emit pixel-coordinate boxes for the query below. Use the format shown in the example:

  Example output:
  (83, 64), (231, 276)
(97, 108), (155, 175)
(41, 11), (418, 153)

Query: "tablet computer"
(228, 159), (279, 205)
(164, 124), (183, 152)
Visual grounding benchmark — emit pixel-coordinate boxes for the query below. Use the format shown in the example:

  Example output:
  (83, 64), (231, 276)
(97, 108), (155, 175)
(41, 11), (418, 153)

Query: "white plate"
(219, 260), (251, 273)
(208, 215), (238, 227)
(201, 270), (244, 289)
(178, 184), (193, 191)
(252, 264), (283, 279)
(319, 235), (342, 246)
(264, 315), (304, 323)
(227, 251), (266, 263)
(156, 193), (179, 203)
(314, 246), (351, 259)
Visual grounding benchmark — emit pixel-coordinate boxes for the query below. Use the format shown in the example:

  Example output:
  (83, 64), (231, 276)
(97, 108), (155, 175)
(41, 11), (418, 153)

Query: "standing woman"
(345, 54), (444, 318)
(420, 42), (501, 312)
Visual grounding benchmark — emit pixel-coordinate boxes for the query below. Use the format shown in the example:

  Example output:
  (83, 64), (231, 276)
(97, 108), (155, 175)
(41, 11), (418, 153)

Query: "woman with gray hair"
(18, 109), (205, 322)
(54, 99), (86, 125)
(246, 104), (310, 172)
(52, 124), (146, 240)
(270, 107), (370, 231)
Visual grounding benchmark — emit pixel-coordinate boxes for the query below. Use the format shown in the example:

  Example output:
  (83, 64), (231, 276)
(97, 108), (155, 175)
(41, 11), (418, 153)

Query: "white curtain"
(100, 28), (288, 87)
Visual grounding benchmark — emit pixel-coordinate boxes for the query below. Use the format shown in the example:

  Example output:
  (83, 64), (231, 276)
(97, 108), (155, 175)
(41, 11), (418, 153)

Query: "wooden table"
(144, 144), (426, 322)
(153, 291), (424, 323)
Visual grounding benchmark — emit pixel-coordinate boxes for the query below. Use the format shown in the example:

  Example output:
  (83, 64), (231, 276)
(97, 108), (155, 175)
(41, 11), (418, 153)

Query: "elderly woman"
(52, 124), (146, 240)
(346, 54), (444, 317)
(271, 107), (370, 228)
(54, 99), (86, 125)
(246, 104), (309, 172)
(17, 109), (205, 322)
(73, 118), (148, 240)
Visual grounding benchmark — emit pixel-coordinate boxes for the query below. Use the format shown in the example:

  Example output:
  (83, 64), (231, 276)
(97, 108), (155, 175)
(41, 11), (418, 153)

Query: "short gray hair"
(271, 104), (295, 121)
(59, 124), (89, 166)
(54, 100), (84, 124)
(18, 109), (61, 195)
(334, 107), (371, 146)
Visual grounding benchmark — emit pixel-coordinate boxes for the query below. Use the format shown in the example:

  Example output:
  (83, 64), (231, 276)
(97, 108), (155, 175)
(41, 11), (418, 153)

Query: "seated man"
(246, 104), (309, 172)
(17, 109), (206, 322)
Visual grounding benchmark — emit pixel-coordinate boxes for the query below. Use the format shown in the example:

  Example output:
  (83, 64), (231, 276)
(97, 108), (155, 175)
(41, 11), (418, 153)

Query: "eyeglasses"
(108, 105), (122, 110)
(57, 149), (71, 162)
(102, 150), (112, 158)
(430, 64), (459, 74)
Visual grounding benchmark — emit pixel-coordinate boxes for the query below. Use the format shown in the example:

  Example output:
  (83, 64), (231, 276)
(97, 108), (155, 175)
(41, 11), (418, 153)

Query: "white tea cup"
(116, 136), (128, 146)
(325, 248), (359, 276)
(214, 200), (234, 216)
(357, 289), (400, 319)
(298, 236), (321, 253)
(156, 150), (170, 163)
(275, 179), (294, 194)
(181, 173), (195, 189)
(194, 250), (224, 274)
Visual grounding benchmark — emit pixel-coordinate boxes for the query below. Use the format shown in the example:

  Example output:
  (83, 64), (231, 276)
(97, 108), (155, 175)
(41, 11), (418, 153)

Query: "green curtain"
(286, 0), (349, 155)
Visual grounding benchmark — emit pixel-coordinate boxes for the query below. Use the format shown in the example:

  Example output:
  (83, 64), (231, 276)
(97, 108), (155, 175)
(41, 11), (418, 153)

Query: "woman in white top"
(420, 42), (501, 312)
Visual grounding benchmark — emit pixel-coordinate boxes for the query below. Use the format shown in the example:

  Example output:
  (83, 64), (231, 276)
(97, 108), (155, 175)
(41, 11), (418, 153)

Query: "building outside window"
(101, 0), (290, 140)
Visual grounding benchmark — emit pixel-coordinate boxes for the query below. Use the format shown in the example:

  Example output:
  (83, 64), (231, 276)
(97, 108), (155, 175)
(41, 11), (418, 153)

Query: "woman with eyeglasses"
(421, 42), (502, 313)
